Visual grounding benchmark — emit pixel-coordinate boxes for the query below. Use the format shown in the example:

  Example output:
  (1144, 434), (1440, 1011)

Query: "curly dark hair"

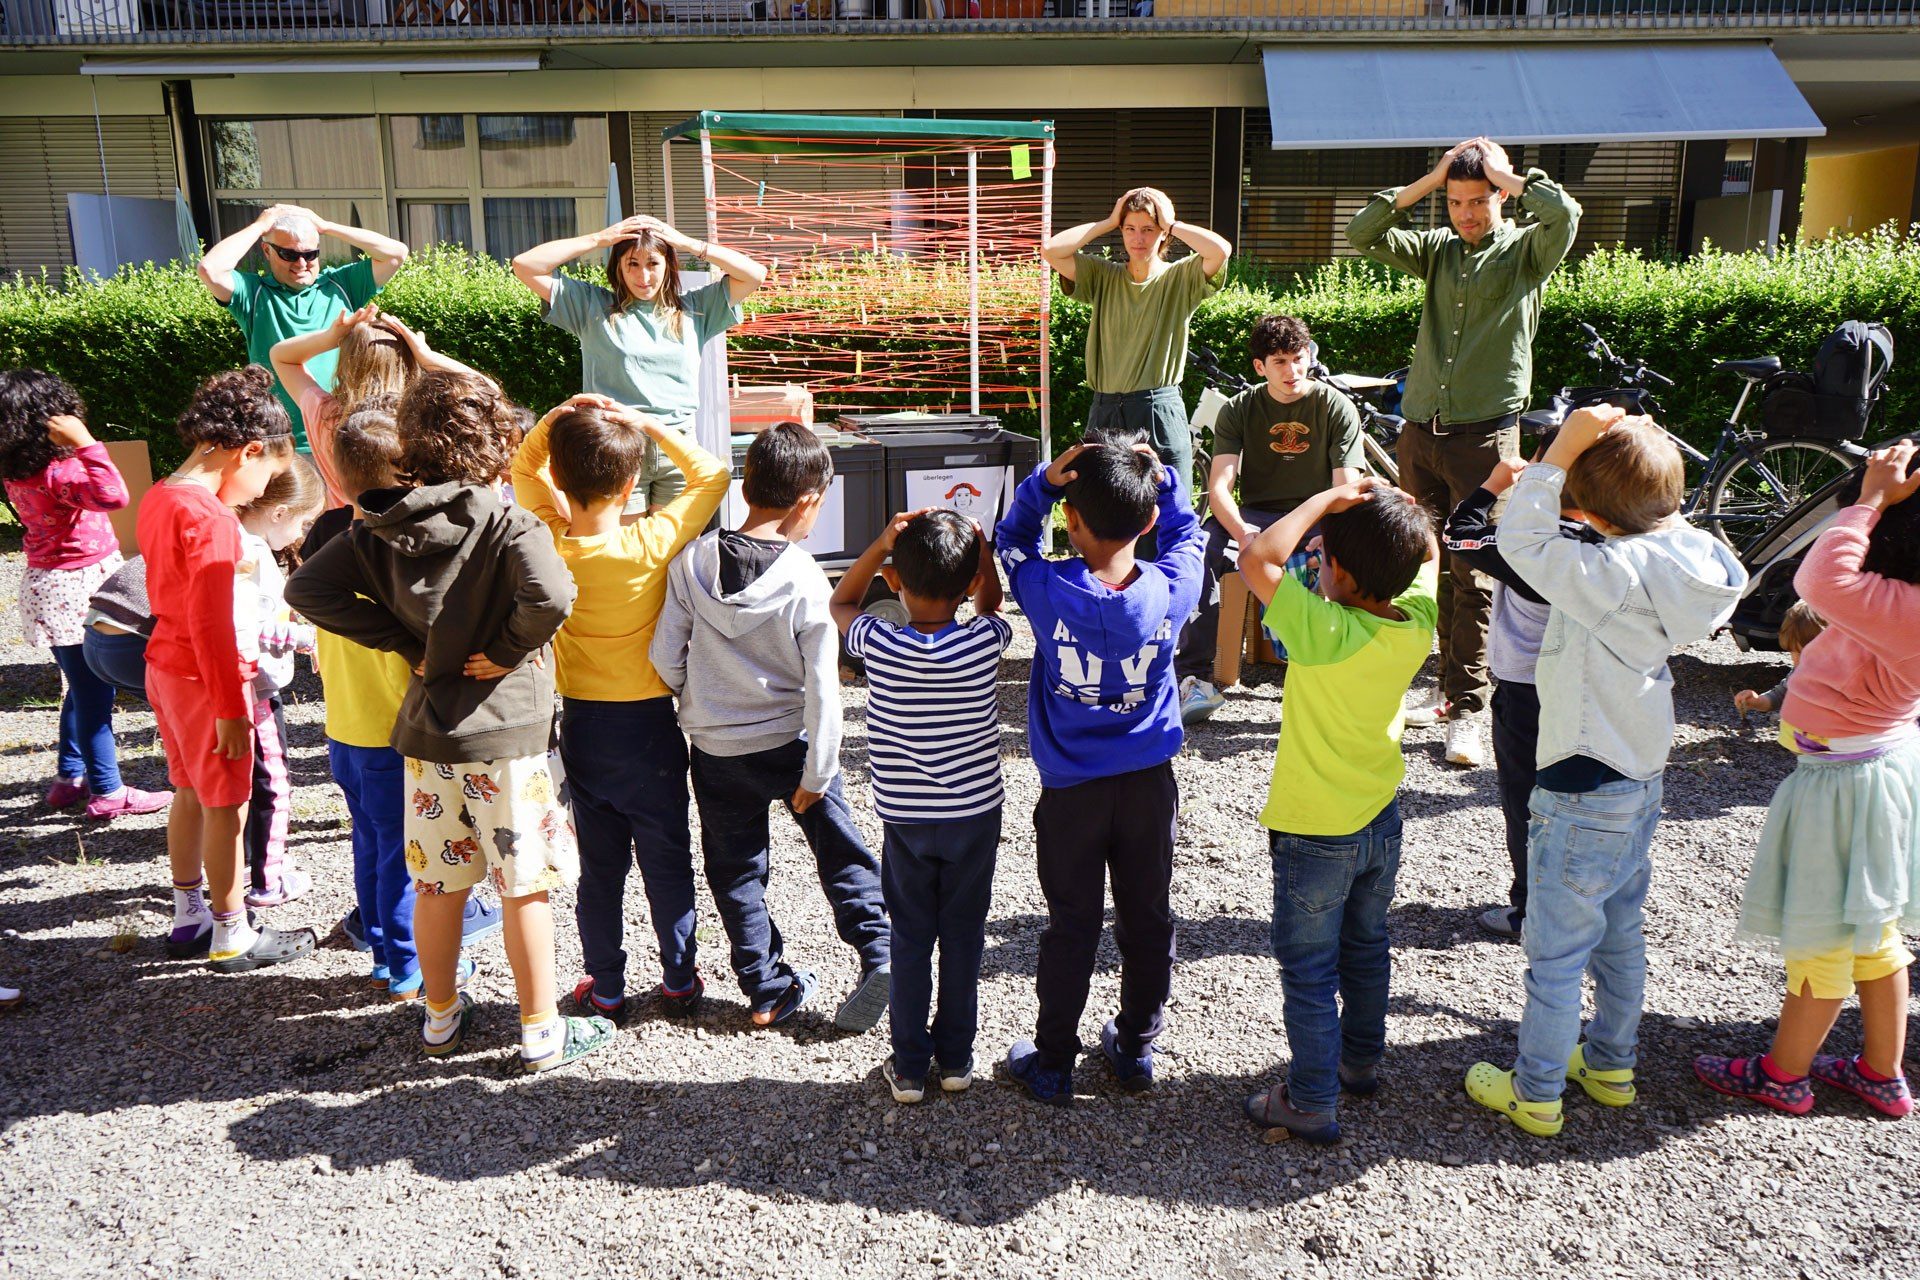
(0, 369), (87, 482)
(177, 365), (293, 450)
(396, 371), (516, 487)
(1248, 315), (1313, 365)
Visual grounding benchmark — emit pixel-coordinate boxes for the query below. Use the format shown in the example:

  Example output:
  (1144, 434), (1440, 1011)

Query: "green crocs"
(516, 1014), (616, 1076)
(1465, 1062), (1564, 1138)
(1569, 1043), (1637, 1107)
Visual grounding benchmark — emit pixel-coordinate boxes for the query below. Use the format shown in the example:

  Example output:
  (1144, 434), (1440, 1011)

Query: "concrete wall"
(1801, 144), (1920, 239)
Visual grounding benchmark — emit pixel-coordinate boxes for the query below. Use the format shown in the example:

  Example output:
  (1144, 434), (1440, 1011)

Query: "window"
(389, 113), (608, 259)
(208, 117), (386, 268)
(204, 112), (611, 264)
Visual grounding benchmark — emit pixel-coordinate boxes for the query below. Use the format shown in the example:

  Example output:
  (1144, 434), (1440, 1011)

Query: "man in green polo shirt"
(198, 203), (410, 450)
(1346, 138), (1580, 768)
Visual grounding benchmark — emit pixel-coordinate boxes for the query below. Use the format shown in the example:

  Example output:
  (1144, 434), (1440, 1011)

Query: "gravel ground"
(1, 536), (1916, 1280)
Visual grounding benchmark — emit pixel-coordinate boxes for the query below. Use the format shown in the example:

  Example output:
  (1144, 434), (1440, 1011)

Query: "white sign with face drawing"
(906, 466), (1011, 523)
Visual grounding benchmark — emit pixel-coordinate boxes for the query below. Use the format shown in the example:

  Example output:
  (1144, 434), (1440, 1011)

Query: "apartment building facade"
(1, 5), (1917, 276)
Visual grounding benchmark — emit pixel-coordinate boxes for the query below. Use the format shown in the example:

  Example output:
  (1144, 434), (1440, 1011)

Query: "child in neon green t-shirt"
(1233, 476), (1438, 1146)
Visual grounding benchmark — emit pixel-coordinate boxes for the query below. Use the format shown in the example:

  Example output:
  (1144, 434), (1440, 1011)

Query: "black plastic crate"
(873, 428), (1042, 526)
(836, 411), (1003, 436)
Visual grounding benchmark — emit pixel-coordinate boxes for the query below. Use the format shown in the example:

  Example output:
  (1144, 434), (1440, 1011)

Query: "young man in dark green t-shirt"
(1176, 315), (1365, 724)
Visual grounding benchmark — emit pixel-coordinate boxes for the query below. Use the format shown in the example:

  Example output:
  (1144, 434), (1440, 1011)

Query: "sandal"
(1465, 1062), (1564, 1137)
(516, 1015), (615, 1076)
(1569, 1043), (1637, 1107)
(422, 994), (477, 1058)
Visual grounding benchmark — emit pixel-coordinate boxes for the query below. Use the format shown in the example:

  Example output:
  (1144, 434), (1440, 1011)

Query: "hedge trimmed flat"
(1466, 1063), (1564, 1138)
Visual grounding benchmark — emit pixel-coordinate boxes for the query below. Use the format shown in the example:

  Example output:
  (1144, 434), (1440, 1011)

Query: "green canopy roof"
(662, 112), (1053, 156)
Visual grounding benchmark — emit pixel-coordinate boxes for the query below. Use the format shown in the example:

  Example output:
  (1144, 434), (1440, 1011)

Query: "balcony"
(3, 0), (1917, 46)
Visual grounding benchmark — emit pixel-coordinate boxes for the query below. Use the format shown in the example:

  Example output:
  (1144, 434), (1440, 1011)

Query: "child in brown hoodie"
(288, 370), (612, 1074)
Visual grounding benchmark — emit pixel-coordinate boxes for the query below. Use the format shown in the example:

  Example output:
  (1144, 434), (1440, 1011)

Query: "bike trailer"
(1760, 320), (1894, 442)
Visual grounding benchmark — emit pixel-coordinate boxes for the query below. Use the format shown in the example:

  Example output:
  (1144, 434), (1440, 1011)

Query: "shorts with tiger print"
(402, 753), (578, 898)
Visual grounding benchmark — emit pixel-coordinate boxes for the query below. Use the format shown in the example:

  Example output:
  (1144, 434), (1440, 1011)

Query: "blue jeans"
(1514, 777), (1662, 1104)
(562, 696), (697, 997)
(1268, 800), (1402, 1114)
(689, 740), (889, 1008)
(82, 626), (148, 700)
(883, 809), (1001, 1079)
(50, 643), (122, 795)
(329, 741), (416, 984)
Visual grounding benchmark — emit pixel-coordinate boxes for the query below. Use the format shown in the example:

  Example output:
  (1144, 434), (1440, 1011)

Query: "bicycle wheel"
(1361, 431), (1400, 485)
(1705, 438), (1857, 548)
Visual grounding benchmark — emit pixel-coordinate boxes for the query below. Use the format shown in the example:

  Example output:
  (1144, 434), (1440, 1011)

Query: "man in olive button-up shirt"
(1346, 138), (1580, 768)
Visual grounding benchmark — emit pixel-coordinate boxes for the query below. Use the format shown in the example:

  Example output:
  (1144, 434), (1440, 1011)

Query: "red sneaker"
(44, 779), (85, 809)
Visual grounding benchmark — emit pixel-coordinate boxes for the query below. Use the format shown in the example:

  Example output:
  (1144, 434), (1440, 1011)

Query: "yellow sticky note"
(1010, 145), (1032, 180)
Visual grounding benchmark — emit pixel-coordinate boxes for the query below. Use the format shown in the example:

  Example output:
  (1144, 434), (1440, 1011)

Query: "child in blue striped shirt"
(832, 509), (1010, 1104)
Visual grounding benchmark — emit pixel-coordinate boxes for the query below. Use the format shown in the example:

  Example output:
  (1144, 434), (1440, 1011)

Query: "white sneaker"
(1179, 675), (1226, 725)
(1402, 699), (1450, 731)
(1444, 715), (1487, 768)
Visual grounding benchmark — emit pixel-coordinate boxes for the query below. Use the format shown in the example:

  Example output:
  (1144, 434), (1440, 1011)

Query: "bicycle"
(1521, 325), (1866, 549)
(1188, 343), (1403, 488)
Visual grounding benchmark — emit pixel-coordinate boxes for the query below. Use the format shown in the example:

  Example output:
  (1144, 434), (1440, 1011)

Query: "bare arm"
(1239, 477), (1381, 607)
(198, 205), (280, 302)
(379, 314), (497, 389)
(1166, 212), (1231, 279)
(829, 509), (921, 635)
(1041, 191), (1129, 281)
(1394, 141), (1476, 210)
(320, 216), (409, 285)
(1331, 466), (1364, 487)
(971, 524), (1004, 616)
(270, 303), (375, 406)
(1204, 453), (1251, 544)
(512, 223), (623, 304)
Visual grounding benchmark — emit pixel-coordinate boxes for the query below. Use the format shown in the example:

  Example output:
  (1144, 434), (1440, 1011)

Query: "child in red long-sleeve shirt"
(138, 366), (314, 971)
(0, 370), (169, 820)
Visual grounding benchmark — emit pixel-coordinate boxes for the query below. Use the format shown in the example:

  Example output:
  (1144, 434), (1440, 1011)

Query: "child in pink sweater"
(1695, 440), (1920, 1119)
(0, 370), (169, 819)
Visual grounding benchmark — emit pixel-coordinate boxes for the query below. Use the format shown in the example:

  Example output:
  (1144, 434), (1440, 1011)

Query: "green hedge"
(4, 233), (1918, 473)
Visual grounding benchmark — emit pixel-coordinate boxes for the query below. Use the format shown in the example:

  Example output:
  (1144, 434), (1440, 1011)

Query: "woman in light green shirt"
(1043, 187), (1231, 550)
(514, 215), (768, 509)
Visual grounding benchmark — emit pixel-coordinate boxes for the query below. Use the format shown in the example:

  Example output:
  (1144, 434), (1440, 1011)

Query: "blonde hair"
(333, 325), (416, 410)
(1566, 418), (1685, 535)
(1778, 600), (1827, 655)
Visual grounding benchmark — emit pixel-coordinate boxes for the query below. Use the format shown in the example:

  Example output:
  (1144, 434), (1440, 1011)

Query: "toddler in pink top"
(0, 370), (169, 819)
(1696, 440), (1920, 1120)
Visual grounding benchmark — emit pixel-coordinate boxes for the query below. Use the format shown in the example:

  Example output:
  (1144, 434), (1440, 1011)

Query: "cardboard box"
(729, 383), (815, 434)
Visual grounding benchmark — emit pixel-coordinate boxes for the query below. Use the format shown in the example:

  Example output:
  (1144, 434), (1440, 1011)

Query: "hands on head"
(1045, 440), (1166, 489)
(45, 413), (94, 451)
(555, 392), (666, 440)
(1860, 439), (1920, 511)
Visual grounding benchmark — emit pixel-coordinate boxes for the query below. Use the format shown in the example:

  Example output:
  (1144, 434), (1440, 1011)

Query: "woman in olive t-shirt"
(1041, 188), (1232, 535)
(513, 215), (768, 510)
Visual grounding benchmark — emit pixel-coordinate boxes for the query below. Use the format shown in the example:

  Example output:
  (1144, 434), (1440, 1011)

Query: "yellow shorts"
(402, 754), (579, 900)
(1783, 924), (1915, 1000)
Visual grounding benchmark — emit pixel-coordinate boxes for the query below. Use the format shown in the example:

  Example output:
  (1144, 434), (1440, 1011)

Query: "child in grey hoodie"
(1464, 405), (1746, 1138)
(652, 423), (891, 1032)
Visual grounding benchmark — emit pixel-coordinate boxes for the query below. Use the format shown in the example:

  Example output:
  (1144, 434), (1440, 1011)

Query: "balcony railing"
(4, 0), (1917, 45)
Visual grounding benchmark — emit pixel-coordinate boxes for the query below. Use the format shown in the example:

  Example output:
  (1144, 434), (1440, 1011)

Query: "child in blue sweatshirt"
(994, 439), (1205, 1104)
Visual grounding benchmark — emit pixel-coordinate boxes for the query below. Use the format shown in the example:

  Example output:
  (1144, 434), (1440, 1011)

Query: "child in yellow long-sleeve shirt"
(511, 392), (729, 1023)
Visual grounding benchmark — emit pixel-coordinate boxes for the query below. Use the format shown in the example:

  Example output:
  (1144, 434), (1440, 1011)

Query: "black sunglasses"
(267, 244), (322, 264)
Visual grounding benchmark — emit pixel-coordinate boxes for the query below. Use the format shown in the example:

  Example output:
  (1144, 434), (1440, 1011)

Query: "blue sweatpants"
(329, 740), (416, 984)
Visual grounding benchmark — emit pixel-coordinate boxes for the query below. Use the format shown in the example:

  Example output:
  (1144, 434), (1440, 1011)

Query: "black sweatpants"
(1489, 680), (1539, 917)
(1031, 761), (1179, 1070)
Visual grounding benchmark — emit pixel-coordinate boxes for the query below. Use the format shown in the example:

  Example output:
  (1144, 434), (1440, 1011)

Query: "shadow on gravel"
(213, 1004), (1739, 1228)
